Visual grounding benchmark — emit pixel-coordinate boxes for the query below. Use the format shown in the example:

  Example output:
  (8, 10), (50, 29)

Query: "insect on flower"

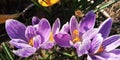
(38, 0), (60, 7)
(75, 9), (84, 21)
(75, 9), (84, 19)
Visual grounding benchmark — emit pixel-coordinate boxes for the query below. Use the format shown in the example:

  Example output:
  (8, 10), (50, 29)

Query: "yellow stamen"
(73, 29), (79, 36)
(49, 32), (54, 42)
(72, 29), (79, 39)
(38, 0), (60, 7)
(72, 36), (80, 44)
(96, 46), (104, 54)
(72, 29), (81, 44)
(29, 38), (34, 46)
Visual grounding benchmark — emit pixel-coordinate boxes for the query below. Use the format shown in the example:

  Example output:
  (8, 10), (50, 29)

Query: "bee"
(75, 9), (84, 21)
(38, 0), (60, 7)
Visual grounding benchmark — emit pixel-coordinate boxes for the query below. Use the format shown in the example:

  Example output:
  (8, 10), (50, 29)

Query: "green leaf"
(2, 42), (14, 60)
(63, 52), (73, 57)
(0, 52), (7, 60)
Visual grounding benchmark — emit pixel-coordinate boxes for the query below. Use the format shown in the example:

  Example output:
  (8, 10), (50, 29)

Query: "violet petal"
(102, 35), (120, 52)
(32, 16), (40, 25)
(52, 18), (60, 35)
(79, 10), (96, 35)
(77, 38), (91, 57)
(6, 19), (26, 40)
(38, 18), (51, 41)
(25, 26), (36, 41)
(98, 52), (120, 60)
(82, 29), (98, 40)
(87, 55), (92, 60)
(90, 33), (103, 54)
(33, 35), (42, 49)
(54, 33), (72, 47)
(109, 49), (120, 56)
(40, 41), (55, 50)
(70, 16), (79, 35)
(9, 39), (31, 48)
(98, 18), (112, 39)
(13, 47), (36, 57)
(60, 22), (70, 33)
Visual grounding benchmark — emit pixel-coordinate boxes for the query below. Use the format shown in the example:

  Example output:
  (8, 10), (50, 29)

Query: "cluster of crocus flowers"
(5, 10), (120, 59)
(5, 16), (60, 57)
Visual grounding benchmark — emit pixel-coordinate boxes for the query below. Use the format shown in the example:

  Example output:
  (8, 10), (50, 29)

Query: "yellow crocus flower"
(38, 0), (60, 7)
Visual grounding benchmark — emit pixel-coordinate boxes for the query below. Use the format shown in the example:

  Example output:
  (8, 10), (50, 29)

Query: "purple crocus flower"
(54, 11), (96, 55)
(32, 17), (61, 49)
(85, 18), (120, 60)
(5, 19), (42, 57)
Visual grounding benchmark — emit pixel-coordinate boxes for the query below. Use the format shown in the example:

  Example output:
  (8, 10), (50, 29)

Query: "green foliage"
(0, 42), (14, 60)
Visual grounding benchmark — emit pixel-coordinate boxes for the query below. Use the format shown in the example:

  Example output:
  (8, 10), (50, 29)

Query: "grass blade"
(2, 42), (14, 60)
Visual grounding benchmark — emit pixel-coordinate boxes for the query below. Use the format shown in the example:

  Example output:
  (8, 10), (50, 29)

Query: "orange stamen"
(49, 32), (54, 42)
(96, 46), (104, 54)
(72, 36), (80, 43)
(72, 29), (81, 44)
(73, 29), (79, 36)
(29, 38), (34, 46)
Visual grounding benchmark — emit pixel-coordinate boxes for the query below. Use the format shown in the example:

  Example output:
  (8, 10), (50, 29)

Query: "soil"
(105, 1), (120, 35)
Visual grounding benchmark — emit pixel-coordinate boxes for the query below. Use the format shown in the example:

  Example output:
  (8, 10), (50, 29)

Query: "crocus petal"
(98, 18), (112, 39)
(70, 16), (79, 35)
(9, 39), (31, 48)
(77, 38), (91, 57)
(36, 32), (45, 44)
(5, 19), (26, 40)
(54, 33), (72, 47)
(77, 29), (98, 57)
(13, 47), (36, 57)
(109, 49), (120, 56)
(72, 42), (81, 48)
(33, 35), (42, 49)
(94, 55), (106, 60)
(32, 16), (40, 25)
(87, 55), (92, 60)
(60, 22), (70, 33)
(52, 18), (60, 35)
(79, 10), (96, 35)
(90, 33), (103, 54)
(38, 18), (51, 41)
(40, 41), (55, 49)
(102, 35), (120, 52)
(98, 52), (120, 60)
(25, 26), (36, 41)
(82, 29), (98, 40)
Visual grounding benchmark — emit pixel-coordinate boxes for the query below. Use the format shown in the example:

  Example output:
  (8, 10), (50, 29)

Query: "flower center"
(72, 29), (81, 44)
(49, 32), (54, 42)
(42, 0), (51, 5)
(72, 36), (80, 44)
(96, 46), (104, 54)
(29, 38), (34, 46)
